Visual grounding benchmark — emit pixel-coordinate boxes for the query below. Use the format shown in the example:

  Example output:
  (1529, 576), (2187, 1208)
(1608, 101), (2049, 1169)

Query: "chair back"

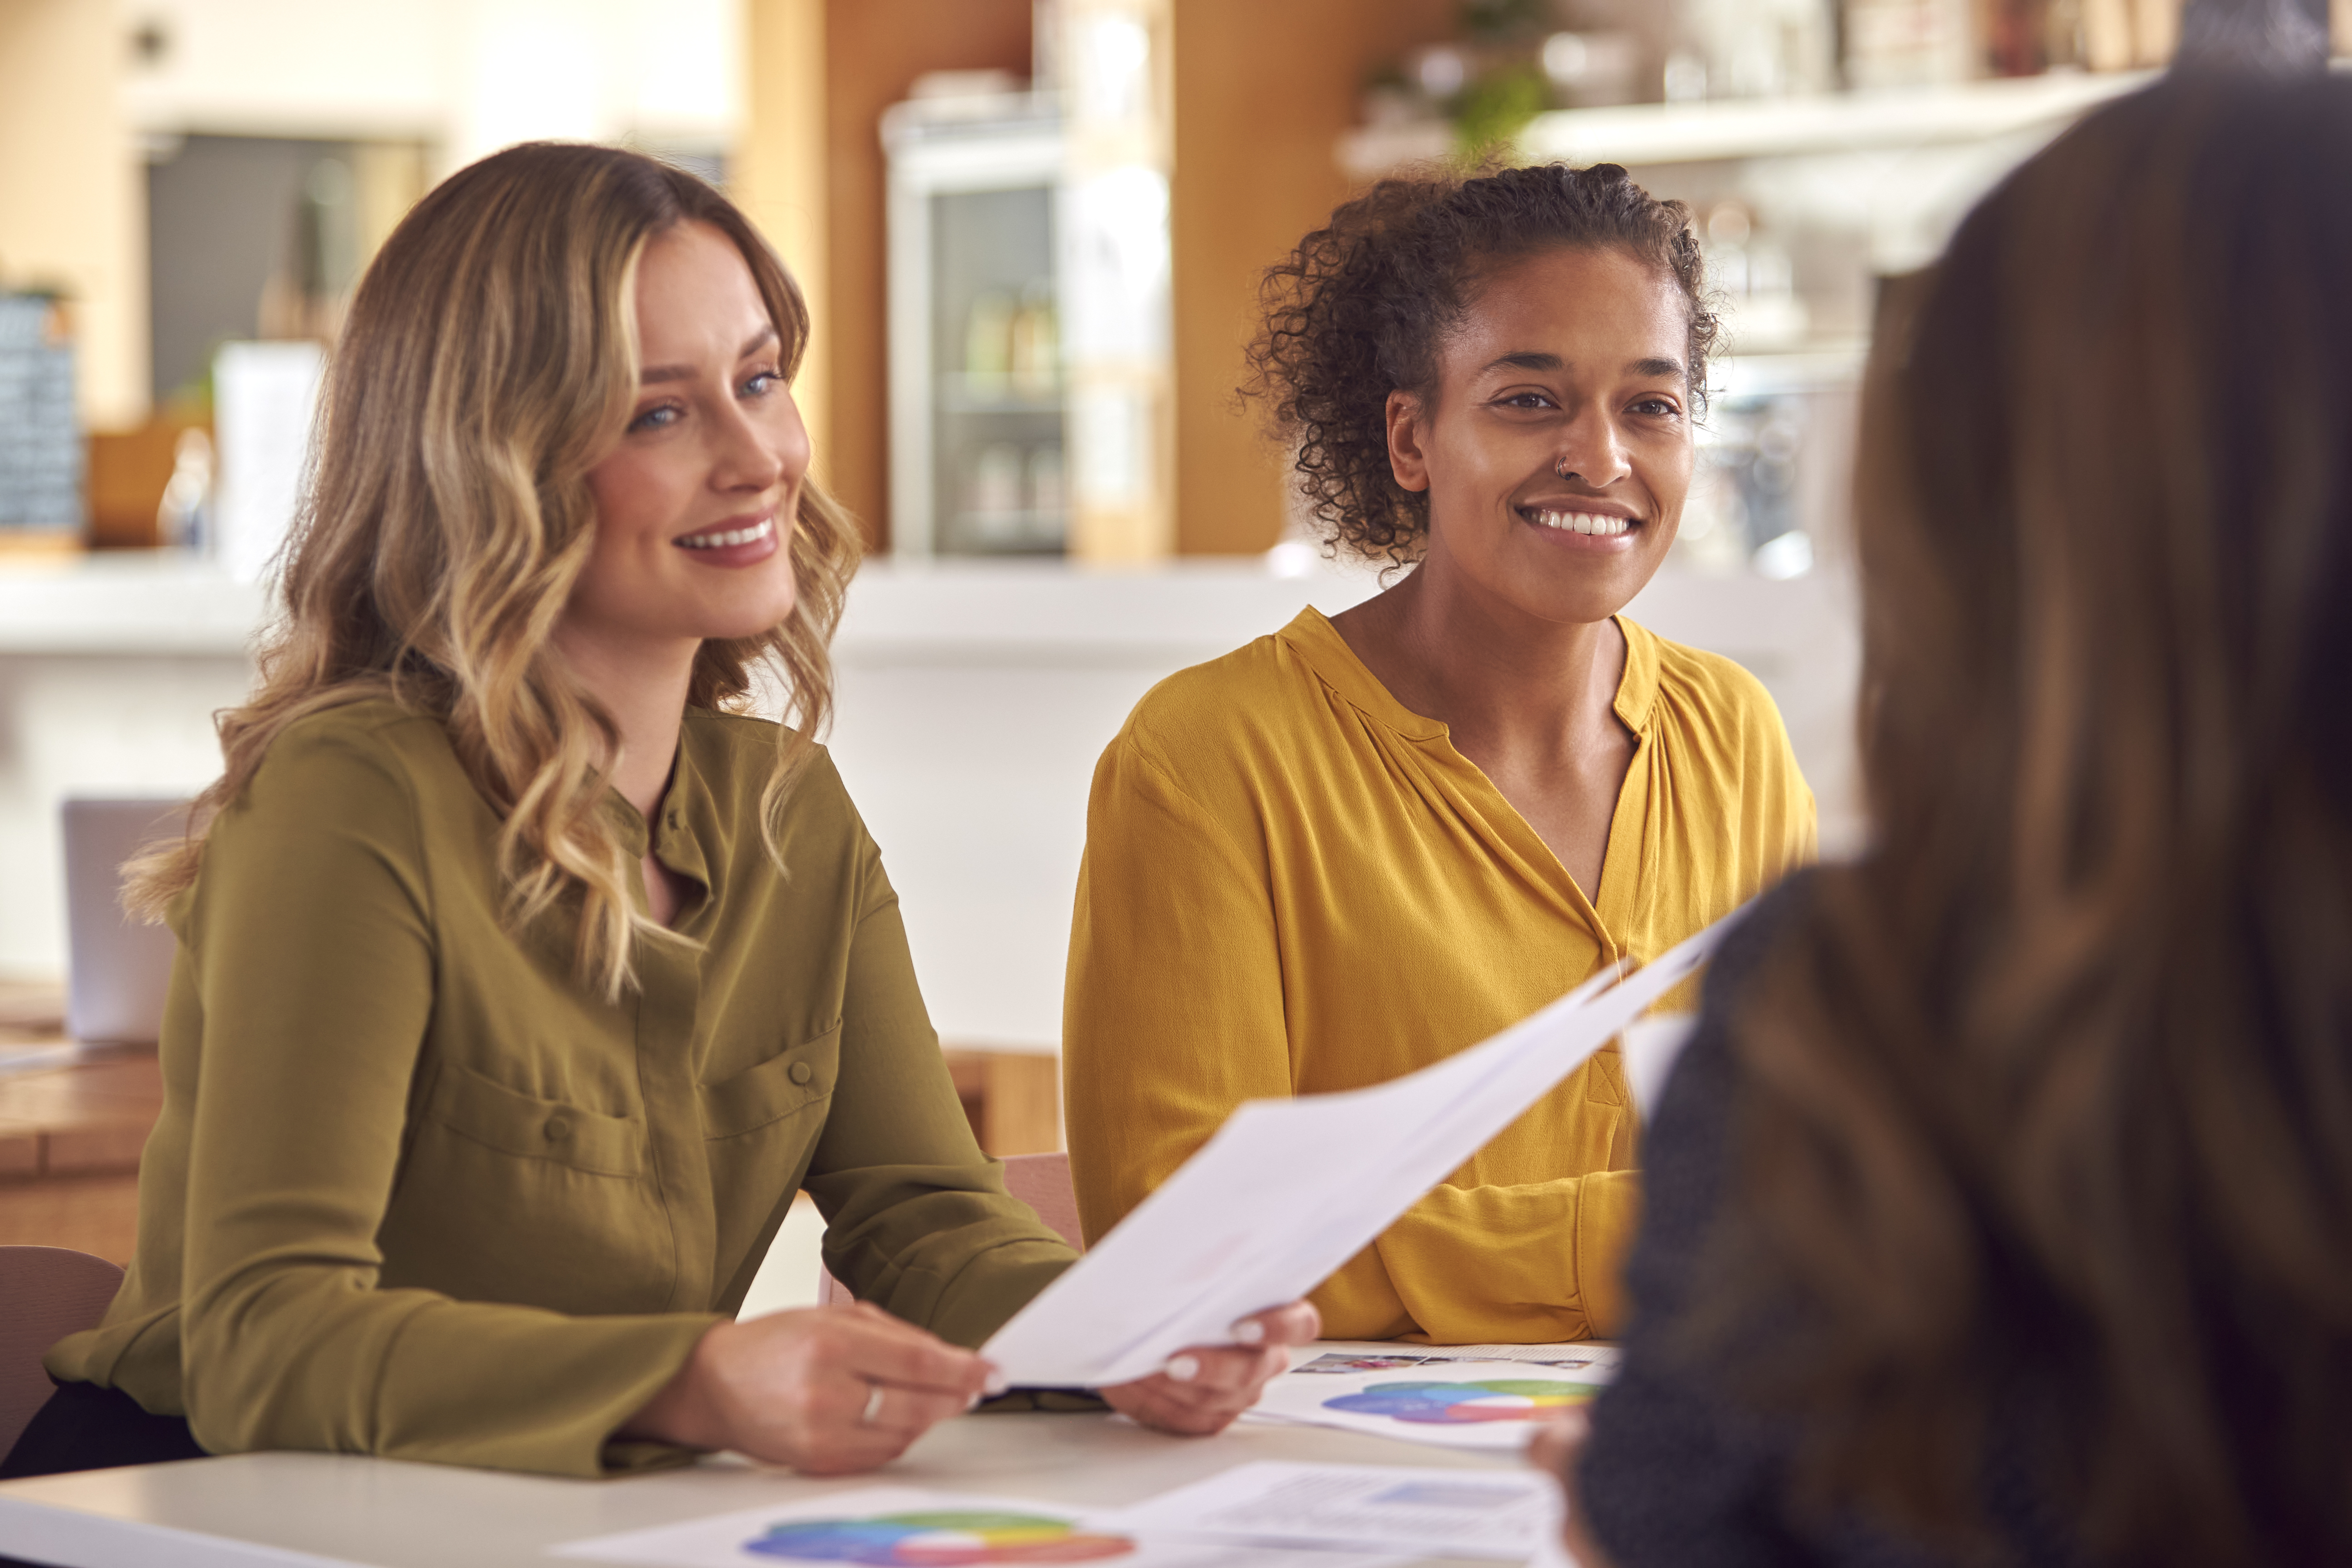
(820, 1152), (1080, 1307)
(0, 1247), (125, 1460)
(1000, 1152), (1082, 1250)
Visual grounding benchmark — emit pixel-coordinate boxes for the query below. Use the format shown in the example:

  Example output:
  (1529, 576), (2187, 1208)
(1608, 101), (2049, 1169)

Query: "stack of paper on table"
(1087, 1461), (1563, 1561)
(980, 913), (1736, 1389)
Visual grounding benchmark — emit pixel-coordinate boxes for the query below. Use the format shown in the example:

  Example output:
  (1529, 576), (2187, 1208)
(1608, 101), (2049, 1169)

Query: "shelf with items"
(884, 100), (1069, 559)
(942, 509), (1069, 557)
(1338, 67), (2156, 179)
(936, 372), (1065, 416)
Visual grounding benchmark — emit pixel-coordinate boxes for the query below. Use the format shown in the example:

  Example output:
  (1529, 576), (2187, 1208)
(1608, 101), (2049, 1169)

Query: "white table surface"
(0, 1406), (1547, 1568)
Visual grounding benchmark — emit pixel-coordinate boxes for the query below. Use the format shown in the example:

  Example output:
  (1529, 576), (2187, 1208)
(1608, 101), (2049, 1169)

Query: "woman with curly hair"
(1063, 164), (1815, 1344)
(5, 143), (1310, 1484)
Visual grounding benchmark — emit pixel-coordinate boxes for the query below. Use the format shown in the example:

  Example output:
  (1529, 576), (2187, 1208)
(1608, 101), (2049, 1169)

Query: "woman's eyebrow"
(1478, 351), (1687, 380)
(640, 328), (780, 385)
(1483, 350), (1563, 373)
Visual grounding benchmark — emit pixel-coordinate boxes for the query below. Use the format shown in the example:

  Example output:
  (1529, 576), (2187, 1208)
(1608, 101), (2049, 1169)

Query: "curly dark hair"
(1243, 162), (1717, 569)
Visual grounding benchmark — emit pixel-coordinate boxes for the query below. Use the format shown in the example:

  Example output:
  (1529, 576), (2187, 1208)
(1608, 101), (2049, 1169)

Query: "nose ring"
(1553, 454), (1575, 480)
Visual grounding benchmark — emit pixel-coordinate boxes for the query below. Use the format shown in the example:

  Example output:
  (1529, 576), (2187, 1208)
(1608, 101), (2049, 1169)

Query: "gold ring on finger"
(859, 1381), (886, 1427)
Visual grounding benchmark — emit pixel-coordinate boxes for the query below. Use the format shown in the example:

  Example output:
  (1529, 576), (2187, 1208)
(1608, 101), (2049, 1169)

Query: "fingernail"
(1166, 1354), (1200, 1383)
(964, 1392), (983, 1412)
(1230, 1319), (1264, 1345)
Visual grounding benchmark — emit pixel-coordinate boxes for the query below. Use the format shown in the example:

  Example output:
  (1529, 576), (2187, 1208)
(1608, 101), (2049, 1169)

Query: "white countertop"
(0, 552), (1392, 661)
(0, 1406), (1537, 1568)
(0, 549), (1861, 1007)
(0, 549), (1850, 668)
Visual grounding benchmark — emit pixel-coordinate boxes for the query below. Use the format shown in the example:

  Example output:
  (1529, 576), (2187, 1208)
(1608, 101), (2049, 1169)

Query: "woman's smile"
(673, 511), (779, 565)
(1520, 503), (1641, 545)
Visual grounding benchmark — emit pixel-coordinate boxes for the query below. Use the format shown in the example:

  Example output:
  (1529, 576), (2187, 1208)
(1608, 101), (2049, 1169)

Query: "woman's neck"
(550, 626), (697, 823)
(1331, 544), (1636, 897)
(1335, 549), (1627, 767)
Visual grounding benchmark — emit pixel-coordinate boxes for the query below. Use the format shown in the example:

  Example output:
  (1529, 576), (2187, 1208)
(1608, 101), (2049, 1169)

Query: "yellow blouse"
(48, 701), (1075, 1476)
(1063, 608), (1814, 1343)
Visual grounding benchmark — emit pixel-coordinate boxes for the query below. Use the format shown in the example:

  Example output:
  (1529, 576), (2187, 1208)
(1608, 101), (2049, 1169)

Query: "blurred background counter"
(0, 551), (1857, 1058)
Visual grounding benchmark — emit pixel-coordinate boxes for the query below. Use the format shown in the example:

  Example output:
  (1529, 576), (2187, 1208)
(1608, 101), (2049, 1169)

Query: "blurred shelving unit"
(1338, 69), (2155, 176)
(882, 95), (1069, 560)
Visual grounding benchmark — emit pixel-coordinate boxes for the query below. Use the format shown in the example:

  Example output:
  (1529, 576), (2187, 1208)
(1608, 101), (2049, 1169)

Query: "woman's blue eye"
(629, 404), (681, 433)
(742, 369), (781, 397)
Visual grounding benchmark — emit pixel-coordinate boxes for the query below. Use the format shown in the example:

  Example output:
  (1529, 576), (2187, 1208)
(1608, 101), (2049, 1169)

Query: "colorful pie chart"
(1324, 1377), (1599, 1425)
(744, 1510), (1135, 1565)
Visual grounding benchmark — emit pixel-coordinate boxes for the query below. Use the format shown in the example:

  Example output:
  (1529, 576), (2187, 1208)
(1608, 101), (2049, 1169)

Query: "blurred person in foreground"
(1544, 69), (2352, 1566)
(1063, 164), (1814, 1347)
(6, 144), (1310, 1485)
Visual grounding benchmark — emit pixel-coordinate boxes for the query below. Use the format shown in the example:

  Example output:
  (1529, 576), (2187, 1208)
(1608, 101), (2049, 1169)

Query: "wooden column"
(0, 0), (148, 431)
(1059, 0), (1178, 564)
(737, 0), (836, 478)
(1166, 0), (1457, 556)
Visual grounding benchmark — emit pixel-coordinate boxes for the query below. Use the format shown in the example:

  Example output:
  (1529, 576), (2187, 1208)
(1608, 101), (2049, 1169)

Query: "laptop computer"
(61, 797), (189, 1047)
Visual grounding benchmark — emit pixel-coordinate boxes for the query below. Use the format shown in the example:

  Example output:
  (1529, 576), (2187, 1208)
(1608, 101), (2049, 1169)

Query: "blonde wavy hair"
(129, 142), (865, 1000)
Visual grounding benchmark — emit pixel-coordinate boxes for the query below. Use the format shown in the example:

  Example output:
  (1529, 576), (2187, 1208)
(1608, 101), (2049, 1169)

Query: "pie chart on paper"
(743, 1510), (1136, 1566)
(1323, 1377), (1600, 1426)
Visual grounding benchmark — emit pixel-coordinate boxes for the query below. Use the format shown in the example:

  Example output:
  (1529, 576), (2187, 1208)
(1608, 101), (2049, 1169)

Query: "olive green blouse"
(46, 700), (1077, 1477)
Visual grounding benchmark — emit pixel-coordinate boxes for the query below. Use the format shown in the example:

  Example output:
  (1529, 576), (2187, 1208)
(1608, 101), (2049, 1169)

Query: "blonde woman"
(7, 145), (1309, 1483)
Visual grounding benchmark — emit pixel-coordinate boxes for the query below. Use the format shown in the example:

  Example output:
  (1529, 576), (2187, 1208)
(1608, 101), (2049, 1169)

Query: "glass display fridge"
(882, 97), (1067, 558)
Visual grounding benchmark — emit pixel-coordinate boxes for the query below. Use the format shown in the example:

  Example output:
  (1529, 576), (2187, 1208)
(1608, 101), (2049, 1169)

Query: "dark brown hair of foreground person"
(1703, 73), (2352, 1561)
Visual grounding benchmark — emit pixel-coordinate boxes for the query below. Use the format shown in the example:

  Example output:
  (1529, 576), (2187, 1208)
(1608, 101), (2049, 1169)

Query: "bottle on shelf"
(1702, 202), (1809, 353)
(970, 442), (1025, 520)
(1679, 0), (1837, 98)
(2079, 0), (2183, 70)
(1027, 442), (1066, 518)
(1840, 0), (1982, 88)
(963, 291), (1016, 395)
(1009, 281), (1058, 399)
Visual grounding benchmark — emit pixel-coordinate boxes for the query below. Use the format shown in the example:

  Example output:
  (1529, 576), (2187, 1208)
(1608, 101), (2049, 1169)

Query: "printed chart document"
(1248, 1352), (1617, 1451)
(552, 1485), (1409, 1568)
(1286, 1341), (1623, 1372)
(982, 913), (1735, 1387)
(1087, 1461), (1561, 1561)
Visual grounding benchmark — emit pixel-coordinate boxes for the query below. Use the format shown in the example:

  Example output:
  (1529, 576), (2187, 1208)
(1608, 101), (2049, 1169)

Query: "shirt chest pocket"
(699, 1021), (841, 1142)
(430, 1058), (647, 1176)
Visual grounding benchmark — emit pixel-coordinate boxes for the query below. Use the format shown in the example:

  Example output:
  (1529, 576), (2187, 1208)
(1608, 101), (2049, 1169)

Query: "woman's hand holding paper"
(1098, 1300), (1322, 1436)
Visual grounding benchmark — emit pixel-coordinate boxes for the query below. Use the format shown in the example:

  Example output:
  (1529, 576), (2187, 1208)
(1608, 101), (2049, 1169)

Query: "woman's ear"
(1386, 389), (1431, 494)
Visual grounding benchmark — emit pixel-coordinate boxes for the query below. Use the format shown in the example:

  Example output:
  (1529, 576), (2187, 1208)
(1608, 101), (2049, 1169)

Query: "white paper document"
(1248, 1355), (1616, 1451)
(552, 1485), (1408, 1568)
(1618, 1015), (1699, 1121)
(981, 915), (1735, 1387)
(1086, 1461), (1561, 1561)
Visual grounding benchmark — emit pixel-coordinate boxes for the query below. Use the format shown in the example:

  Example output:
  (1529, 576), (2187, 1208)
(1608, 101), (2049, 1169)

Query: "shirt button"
(665, 808), (680, 830)
(787, 1061), (813, 1086)
(543, 1115), (571, 1141)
